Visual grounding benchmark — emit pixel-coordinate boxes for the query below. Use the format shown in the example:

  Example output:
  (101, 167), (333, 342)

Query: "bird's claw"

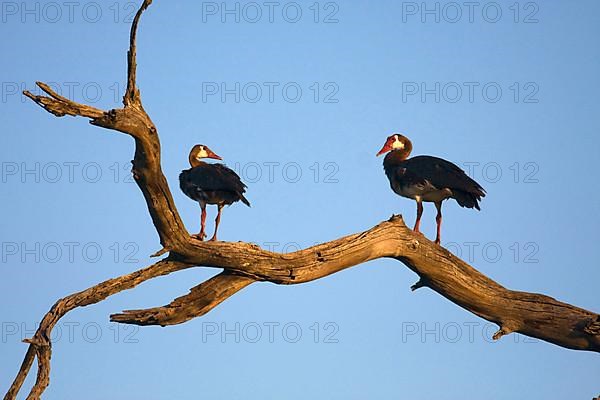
(192, 232), (207, 241)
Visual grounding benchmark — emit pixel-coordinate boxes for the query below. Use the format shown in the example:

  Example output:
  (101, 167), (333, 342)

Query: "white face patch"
(197, 146), (208, 159)
(391, 135), (404, 150)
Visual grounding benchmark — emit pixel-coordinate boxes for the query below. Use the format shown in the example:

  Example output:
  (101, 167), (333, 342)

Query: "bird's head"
(189, 144), (222, 167)
(376, 133), (412, 157)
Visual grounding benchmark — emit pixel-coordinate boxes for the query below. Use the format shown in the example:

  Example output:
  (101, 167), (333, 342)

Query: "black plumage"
(179, 163), (250, 207)
(180, 144), (250, 241)
(377, 134), (485, 244)
(384, 155), (485, 210)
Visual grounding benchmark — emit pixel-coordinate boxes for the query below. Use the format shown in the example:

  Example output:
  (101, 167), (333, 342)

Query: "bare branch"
(410, 278), (428, 291)
(3, 347), (35, 400)
(3, 259), (193, 400)
(26, 342), (51, 400)
(493, 326), (514, 341)
(22, 0), (188, 251)
(110, 272), (255, 326)
(106, 217), (600, 354)
(23, 82), (104, 119)
(7, 0), (600, 398)
(124, 0), (153, 107)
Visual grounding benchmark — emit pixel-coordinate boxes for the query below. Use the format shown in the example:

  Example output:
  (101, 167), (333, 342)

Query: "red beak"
(376, 143), (390, 157)
(207, 150), (222, 160)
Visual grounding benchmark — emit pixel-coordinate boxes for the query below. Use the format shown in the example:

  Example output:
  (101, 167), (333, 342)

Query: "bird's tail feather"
(453, 190), (482, 210)
(239, 193), (251, 207)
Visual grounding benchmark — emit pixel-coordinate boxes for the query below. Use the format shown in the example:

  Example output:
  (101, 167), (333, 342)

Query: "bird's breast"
(391, 178), (452, 202)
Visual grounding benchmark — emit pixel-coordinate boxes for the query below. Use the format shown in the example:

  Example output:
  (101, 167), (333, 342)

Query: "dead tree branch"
(109, 216), (600, 356)
(5, 0), (599, 399)
(3, 259), (190, 400)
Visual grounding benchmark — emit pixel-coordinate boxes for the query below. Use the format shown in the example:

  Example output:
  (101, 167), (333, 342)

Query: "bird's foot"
(434, 237), (441, 245)
(192, 232), (207, 241)
(208, 236), (218, 242)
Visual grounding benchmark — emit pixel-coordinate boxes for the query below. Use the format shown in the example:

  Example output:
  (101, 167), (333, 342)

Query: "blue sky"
(1, 1), (599, 399)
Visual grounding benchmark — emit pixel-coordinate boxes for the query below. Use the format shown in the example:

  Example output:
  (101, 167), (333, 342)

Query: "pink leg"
(434, 201), (442, 245)
(193, 204), (207, 240)
(209, 205), (223, 242)
(414, 200), (423, 232)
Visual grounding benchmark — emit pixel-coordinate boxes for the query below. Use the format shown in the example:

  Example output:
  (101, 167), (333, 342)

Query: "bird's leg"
(209, 204), (223, 242)
(193, 204), (207, 240)
(434, 201), (443, 245)
(414, 199), (423, 233)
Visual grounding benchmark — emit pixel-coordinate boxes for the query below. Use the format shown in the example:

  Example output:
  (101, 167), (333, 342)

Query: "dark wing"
(401, 155), (486, 208)
(180, 163), (250, 205)
(184, 163), (246, 192)
(384, 163), (429, 188)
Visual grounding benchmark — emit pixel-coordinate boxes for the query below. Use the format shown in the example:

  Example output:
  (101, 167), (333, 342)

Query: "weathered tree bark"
(4, 0), (599, 399)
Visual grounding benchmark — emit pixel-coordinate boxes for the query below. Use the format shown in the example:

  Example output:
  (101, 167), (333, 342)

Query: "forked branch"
(3, 259), (190, 400)
(5, 1), (599, 399)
